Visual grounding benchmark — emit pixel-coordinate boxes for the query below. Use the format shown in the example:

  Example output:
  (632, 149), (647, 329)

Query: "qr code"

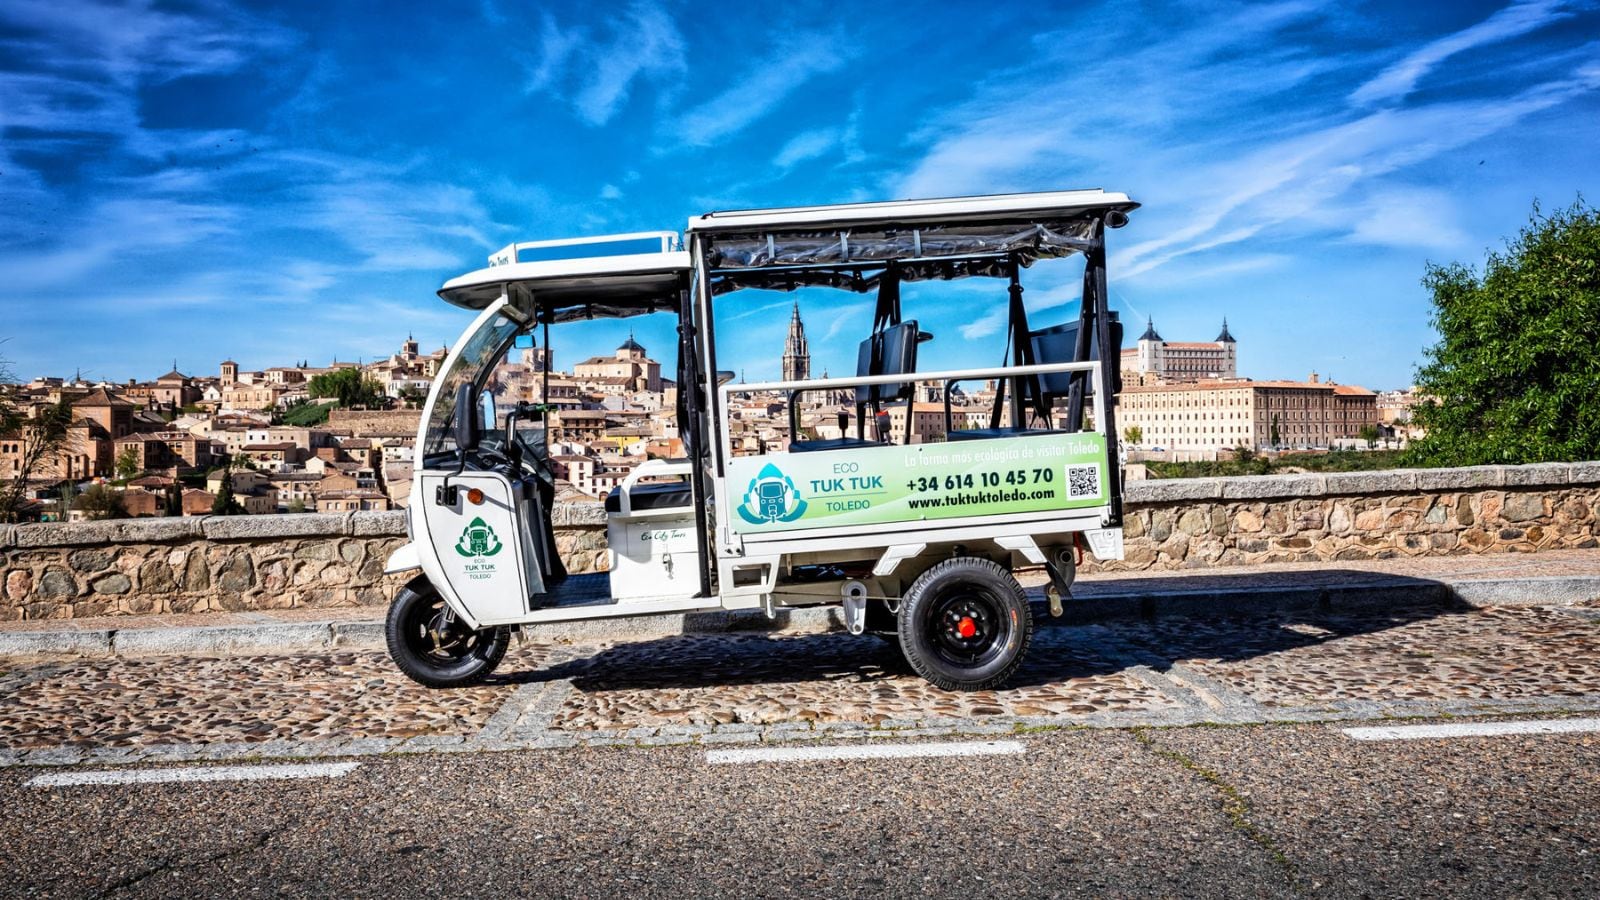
(1067, 464), (1101, 499)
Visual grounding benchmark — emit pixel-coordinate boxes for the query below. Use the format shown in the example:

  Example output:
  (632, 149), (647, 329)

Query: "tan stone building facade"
(572, 335), (661, 392)
(1120, 319), (1237, 384)
(1117, 375), (1378, 452)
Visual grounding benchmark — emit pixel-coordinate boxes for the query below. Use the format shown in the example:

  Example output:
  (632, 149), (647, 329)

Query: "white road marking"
(1342, 718), (1600, 742)
(25, 762), (361, 788)
(706, 740), (1025, 765)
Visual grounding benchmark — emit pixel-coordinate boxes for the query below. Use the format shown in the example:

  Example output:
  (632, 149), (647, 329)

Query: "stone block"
(13, 521), (120, 548)
(36, 567), (80, 599)
(1124, 478), (1222, 504)
(137, 558), (177, 593)
(203, 513), (349, 540)
(1415, 466), (1504, 490)
(3, 569), (33, 601)
(551, 502), (607, 527)
(91, 572), (132, 594)
(1502, 463), (1571, 488)
(352, 510), (407, 536)
(0, 524), (12, 548)
(0, 629), (112, 656)
(68, 548), (115, 573)
(116, 518), (202, 543)
(1567, 461), (1600, 485)
(1323, 470), (1417, 495)
(1501, 493), (1547, 523)
(217, 552), (256, 592)
(1218, 474), (1324, 499)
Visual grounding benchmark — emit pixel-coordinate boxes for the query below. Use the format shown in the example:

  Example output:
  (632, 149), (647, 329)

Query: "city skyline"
(1, 1), (1596, 388)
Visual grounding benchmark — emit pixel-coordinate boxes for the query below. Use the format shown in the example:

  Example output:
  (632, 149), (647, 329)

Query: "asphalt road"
(3, 723), (1597, 898)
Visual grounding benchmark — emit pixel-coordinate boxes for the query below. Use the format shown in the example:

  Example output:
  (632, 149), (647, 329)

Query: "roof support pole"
(1085, 221), (1123, 526)
(676, 283), (713, 599)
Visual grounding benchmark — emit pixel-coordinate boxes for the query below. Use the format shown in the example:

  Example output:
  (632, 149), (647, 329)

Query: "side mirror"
(514, 334), (535, 350)
(716, 370), (737, 386)
(453, 383), (480, 452)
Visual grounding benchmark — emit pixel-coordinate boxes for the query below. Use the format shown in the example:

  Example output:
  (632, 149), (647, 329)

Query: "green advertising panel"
(728, 433), (1109, 534)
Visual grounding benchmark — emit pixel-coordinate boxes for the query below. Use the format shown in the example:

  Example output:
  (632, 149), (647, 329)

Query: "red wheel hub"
(956, 616), (978, 639)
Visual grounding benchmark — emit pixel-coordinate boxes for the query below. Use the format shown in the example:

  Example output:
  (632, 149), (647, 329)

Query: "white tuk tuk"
(383, 190), (1138, 691)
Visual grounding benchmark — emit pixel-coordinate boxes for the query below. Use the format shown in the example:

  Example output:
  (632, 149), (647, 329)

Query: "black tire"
(385, 579), (510, 688)
(897, 557), (1032, 691)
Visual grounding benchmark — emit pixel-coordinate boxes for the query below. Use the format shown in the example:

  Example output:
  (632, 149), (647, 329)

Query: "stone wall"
(2, 462), (1597, 621)
(1100, 462), (1600, 572)
(0, 506), (607, 622)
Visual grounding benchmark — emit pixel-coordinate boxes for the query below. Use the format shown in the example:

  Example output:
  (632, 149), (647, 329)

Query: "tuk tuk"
(383, 190), (1138, 691)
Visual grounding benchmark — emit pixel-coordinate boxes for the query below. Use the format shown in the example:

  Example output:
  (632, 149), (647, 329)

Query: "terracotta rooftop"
(73, 387), (134, 408)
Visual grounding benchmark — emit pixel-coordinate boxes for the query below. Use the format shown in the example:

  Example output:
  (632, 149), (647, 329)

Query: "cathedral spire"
(782, 300), (810, 382)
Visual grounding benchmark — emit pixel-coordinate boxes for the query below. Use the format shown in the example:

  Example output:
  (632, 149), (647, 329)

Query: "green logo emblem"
(737, 463), (808, 525)
(454, 516), (504, 558)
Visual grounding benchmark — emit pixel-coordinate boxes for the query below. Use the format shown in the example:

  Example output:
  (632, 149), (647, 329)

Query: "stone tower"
(782, 301), (810, 382)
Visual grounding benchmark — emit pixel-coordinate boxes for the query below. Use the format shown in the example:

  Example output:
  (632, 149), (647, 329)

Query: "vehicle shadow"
(487, 571), (1474, 694)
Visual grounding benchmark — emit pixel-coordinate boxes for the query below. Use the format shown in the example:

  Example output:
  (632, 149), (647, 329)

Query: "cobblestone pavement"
(4, 602), (1600, 767)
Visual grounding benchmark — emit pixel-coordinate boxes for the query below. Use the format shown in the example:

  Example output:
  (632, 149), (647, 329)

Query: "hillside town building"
(1117, 373), (1378, 451)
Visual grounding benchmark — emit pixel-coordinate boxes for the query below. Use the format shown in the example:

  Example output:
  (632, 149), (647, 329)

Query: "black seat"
(604, 481), (692, 513)
(949, 299), (1122, 441)
(789, 265), (931, 453)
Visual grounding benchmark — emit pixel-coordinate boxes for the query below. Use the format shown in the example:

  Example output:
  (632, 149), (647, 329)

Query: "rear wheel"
(385, 580), (509, 688)
(897, 557), (1032, 691)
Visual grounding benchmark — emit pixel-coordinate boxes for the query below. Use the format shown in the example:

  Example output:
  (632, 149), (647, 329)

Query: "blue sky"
(1, 1), (1595, 390)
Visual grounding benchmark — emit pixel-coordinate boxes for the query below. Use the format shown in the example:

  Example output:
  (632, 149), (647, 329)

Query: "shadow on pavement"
(488, 571), (1474, 693)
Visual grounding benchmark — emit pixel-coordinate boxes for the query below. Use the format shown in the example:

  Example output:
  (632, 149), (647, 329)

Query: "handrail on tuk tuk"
(722, 359), (1104, 449)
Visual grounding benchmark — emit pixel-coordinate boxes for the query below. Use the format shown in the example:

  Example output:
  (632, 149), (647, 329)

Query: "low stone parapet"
(1, 462), (1597, 621)
(0, 507), (605, 622)
(1107, 462), (1600, 571)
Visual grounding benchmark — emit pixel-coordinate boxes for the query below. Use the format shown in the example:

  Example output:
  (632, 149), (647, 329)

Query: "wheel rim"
(402, 595), (485, 665)
(920, 583), (1011, 669)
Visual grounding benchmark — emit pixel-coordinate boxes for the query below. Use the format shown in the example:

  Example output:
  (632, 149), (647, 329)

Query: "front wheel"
(897, 557), (1032, 691)
(385, 580), (510, 688)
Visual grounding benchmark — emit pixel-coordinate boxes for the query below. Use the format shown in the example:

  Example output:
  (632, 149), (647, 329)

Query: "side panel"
(726, 433), (1108, 536)
(415, 471), (540, 626)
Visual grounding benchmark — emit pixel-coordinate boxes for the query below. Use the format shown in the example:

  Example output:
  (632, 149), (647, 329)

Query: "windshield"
(423, 311), (522, 458)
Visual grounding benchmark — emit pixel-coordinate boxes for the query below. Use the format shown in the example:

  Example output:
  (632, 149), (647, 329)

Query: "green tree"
(1408, 200), (1600, 466)
(74, 484), (128, 520)
(115, 445), (143, 480)
(211, 453), (247, 516)
(307, 367), (386, 409)
(1358, 425), (1380, 450)
(1122, 425), (1143, 446)
(1270, 414), (1281, 448)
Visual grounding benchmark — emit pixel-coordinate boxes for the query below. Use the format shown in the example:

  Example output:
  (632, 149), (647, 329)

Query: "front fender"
(384, 542), (423, 574)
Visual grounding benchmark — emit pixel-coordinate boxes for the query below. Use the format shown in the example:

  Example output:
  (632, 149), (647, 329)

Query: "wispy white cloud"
(773, 128), (840, 169)
(0, 0), (294, 86)
(887, 0), (1598, 290)
(891, 2), (1342, 199)
(1350, 0), (1576, 106)
(1114, 65), (1600, 278)
(520, 2), (687, 126)
(675, 36), (850, 147)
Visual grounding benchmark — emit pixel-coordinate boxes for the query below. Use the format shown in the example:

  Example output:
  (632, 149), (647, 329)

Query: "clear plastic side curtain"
(703, 219), (1100, 294)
